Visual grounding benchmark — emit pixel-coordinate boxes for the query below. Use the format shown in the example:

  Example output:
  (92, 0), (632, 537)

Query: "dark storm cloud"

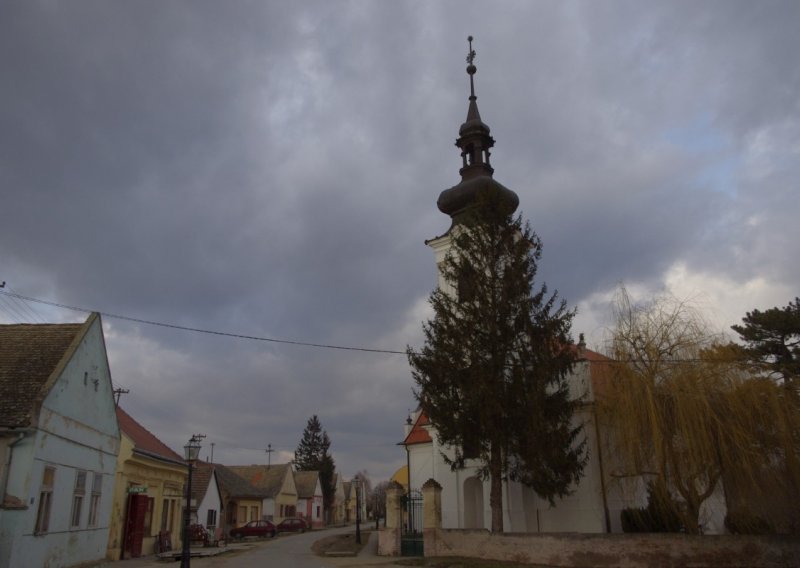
(2, 0), (798, 481)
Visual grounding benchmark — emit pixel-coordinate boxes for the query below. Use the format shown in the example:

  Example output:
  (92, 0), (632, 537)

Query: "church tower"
(427, 37), (520, 282)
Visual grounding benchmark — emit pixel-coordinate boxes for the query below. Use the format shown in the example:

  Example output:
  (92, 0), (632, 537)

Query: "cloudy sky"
(2, 1), (798, 483)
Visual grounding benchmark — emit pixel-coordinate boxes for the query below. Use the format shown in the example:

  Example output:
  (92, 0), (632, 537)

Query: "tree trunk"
(489, 443), (504, 532)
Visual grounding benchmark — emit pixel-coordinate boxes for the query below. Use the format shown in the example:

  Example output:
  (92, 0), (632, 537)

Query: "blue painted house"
(0, 313), (120, 567)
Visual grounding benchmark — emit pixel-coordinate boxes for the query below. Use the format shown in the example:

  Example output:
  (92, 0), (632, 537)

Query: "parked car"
(229, 519), (276, 539)
(276, 517), (308, 533)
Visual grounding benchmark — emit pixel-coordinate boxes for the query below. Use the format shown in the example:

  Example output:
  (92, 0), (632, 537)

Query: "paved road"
(196, 526), (349, 568)
(97, 526), (404, 568)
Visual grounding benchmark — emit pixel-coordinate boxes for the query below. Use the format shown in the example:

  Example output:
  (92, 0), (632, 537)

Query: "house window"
(35, 466), (56, 534)
(143, 497), (154, 535)
(316, 505), (320, 518)
(238, 506), (247, 524)
(249, 506), (258, 521)
(87, 472), (104, 526)
(206, 509), (217, 530)
(71, 470), (87, 528)
(161, 498), (177, 532)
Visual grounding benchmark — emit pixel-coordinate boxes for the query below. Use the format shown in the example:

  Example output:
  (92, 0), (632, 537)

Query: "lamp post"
(355, 477), (361, 544)
(181, 435), (202, 568)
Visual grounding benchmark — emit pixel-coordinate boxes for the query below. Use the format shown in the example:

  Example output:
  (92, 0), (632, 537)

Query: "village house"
(213, 463), (265, 535)
(294, 470), (324, 529)
(191, 461), (223, 541)
(331, 473), (346, 525)
(0, 313), (120, 568)
(107, 406), (187, 559)
(227, 463), (297, 523)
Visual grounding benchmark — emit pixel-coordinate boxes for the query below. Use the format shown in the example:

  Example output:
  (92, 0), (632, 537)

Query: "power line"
(0, 289), (407, 355)
(0, 289), (750, 365)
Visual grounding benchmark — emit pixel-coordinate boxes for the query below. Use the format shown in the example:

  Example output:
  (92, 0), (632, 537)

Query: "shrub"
(621, 507), (652, 532)
(725, 510), (775, 535)
(621, 481), (683, 533)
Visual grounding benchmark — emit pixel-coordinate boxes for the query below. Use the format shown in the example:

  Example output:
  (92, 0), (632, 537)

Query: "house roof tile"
(227, 463), (292, 498)
(294, 470), (320, 499)
(0, 320), (85, 427)
(213, 463), (265, 499)
(116, 406), (183, 464)
(191, 461), (214, 503)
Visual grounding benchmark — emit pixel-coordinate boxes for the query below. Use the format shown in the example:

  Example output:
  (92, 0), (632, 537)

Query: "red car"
(229, 519), (276, 539)
(276, 517), (308, 533)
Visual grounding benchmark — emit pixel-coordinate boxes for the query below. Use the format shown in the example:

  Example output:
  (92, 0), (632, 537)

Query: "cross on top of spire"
(466, 36), (477, 99)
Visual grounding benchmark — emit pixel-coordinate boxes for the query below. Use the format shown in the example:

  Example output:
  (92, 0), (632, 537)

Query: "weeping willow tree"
(598, 287), (800, 534)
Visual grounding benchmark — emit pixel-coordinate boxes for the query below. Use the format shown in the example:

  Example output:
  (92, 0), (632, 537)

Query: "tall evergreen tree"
(408, 191), (586, 532)
(294, 415), (336, 518)
(731, 298), (800, 385)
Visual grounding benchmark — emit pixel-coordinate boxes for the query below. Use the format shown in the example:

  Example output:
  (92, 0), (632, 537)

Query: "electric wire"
(0, 289), (407, 355)
(6, 287), (47, 323)
(0, 289), (748, 364)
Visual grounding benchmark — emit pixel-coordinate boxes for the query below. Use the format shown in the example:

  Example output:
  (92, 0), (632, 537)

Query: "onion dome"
(437, 36), (519, 222)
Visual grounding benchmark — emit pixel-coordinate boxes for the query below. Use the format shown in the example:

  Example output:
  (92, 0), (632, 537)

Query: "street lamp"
(181, 435), (202, 568)
(355, 478), (361, 544)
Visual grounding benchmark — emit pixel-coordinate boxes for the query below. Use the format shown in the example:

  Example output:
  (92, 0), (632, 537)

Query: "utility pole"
(265, 444), (274, 468)
(113, 388), (130, 407)
(210, 442), (215, 463)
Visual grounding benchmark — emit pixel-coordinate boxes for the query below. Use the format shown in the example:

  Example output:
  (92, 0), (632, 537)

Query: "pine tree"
(294, 415), (336, 518)
(408, 191), (585, 532)
(731, 297), (800, 385)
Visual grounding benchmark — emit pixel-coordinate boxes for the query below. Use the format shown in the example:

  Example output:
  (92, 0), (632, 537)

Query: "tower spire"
(435, 36), (519, 223)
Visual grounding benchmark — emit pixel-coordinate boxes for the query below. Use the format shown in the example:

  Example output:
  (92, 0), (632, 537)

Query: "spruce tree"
(408, 191), (586, 532)
(294, 415), (336, 518)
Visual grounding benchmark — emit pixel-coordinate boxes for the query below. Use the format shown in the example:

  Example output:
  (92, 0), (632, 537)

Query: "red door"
(125, 494), (148, 558)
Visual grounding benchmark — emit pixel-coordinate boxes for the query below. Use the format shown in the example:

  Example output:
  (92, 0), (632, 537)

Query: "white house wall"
(197, 471), (223, 534)
(0, 316), (120, 567)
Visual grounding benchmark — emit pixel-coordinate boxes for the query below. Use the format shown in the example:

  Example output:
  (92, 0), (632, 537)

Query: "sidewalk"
(91, 542), (255, 568)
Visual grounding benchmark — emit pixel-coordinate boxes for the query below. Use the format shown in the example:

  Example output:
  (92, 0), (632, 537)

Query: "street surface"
(197, 525), (349, 568)
(99, 526), (404, 568)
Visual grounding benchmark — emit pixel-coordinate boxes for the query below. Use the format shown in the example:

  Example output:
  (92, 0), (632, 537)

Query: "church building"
(403, 39), (633, 535)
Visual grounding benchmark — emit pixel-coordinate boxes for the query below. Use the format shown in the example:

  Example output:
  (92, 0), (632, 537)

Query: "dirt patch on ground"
(312, 530), (373, 556)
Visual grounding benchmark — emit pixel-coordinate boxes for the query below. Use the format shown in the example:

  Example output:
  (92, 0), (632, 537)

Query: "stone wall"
(423, 529), (800, 568)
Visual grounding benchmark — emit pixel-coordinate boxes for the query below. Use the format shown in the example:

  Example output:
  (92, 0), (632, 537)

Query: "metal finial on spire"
(466, 35), (477, 99)
(466, 36), (476, 66)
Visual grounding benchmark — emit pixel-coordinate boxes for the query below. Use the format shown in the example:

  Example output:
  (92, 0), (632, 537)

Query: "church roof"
(402, 411), (432, 446)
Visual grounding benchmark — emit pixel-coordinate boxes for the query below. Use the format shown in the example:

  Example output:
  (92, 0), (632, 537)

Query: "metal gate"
(400, 489), (423, 556)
